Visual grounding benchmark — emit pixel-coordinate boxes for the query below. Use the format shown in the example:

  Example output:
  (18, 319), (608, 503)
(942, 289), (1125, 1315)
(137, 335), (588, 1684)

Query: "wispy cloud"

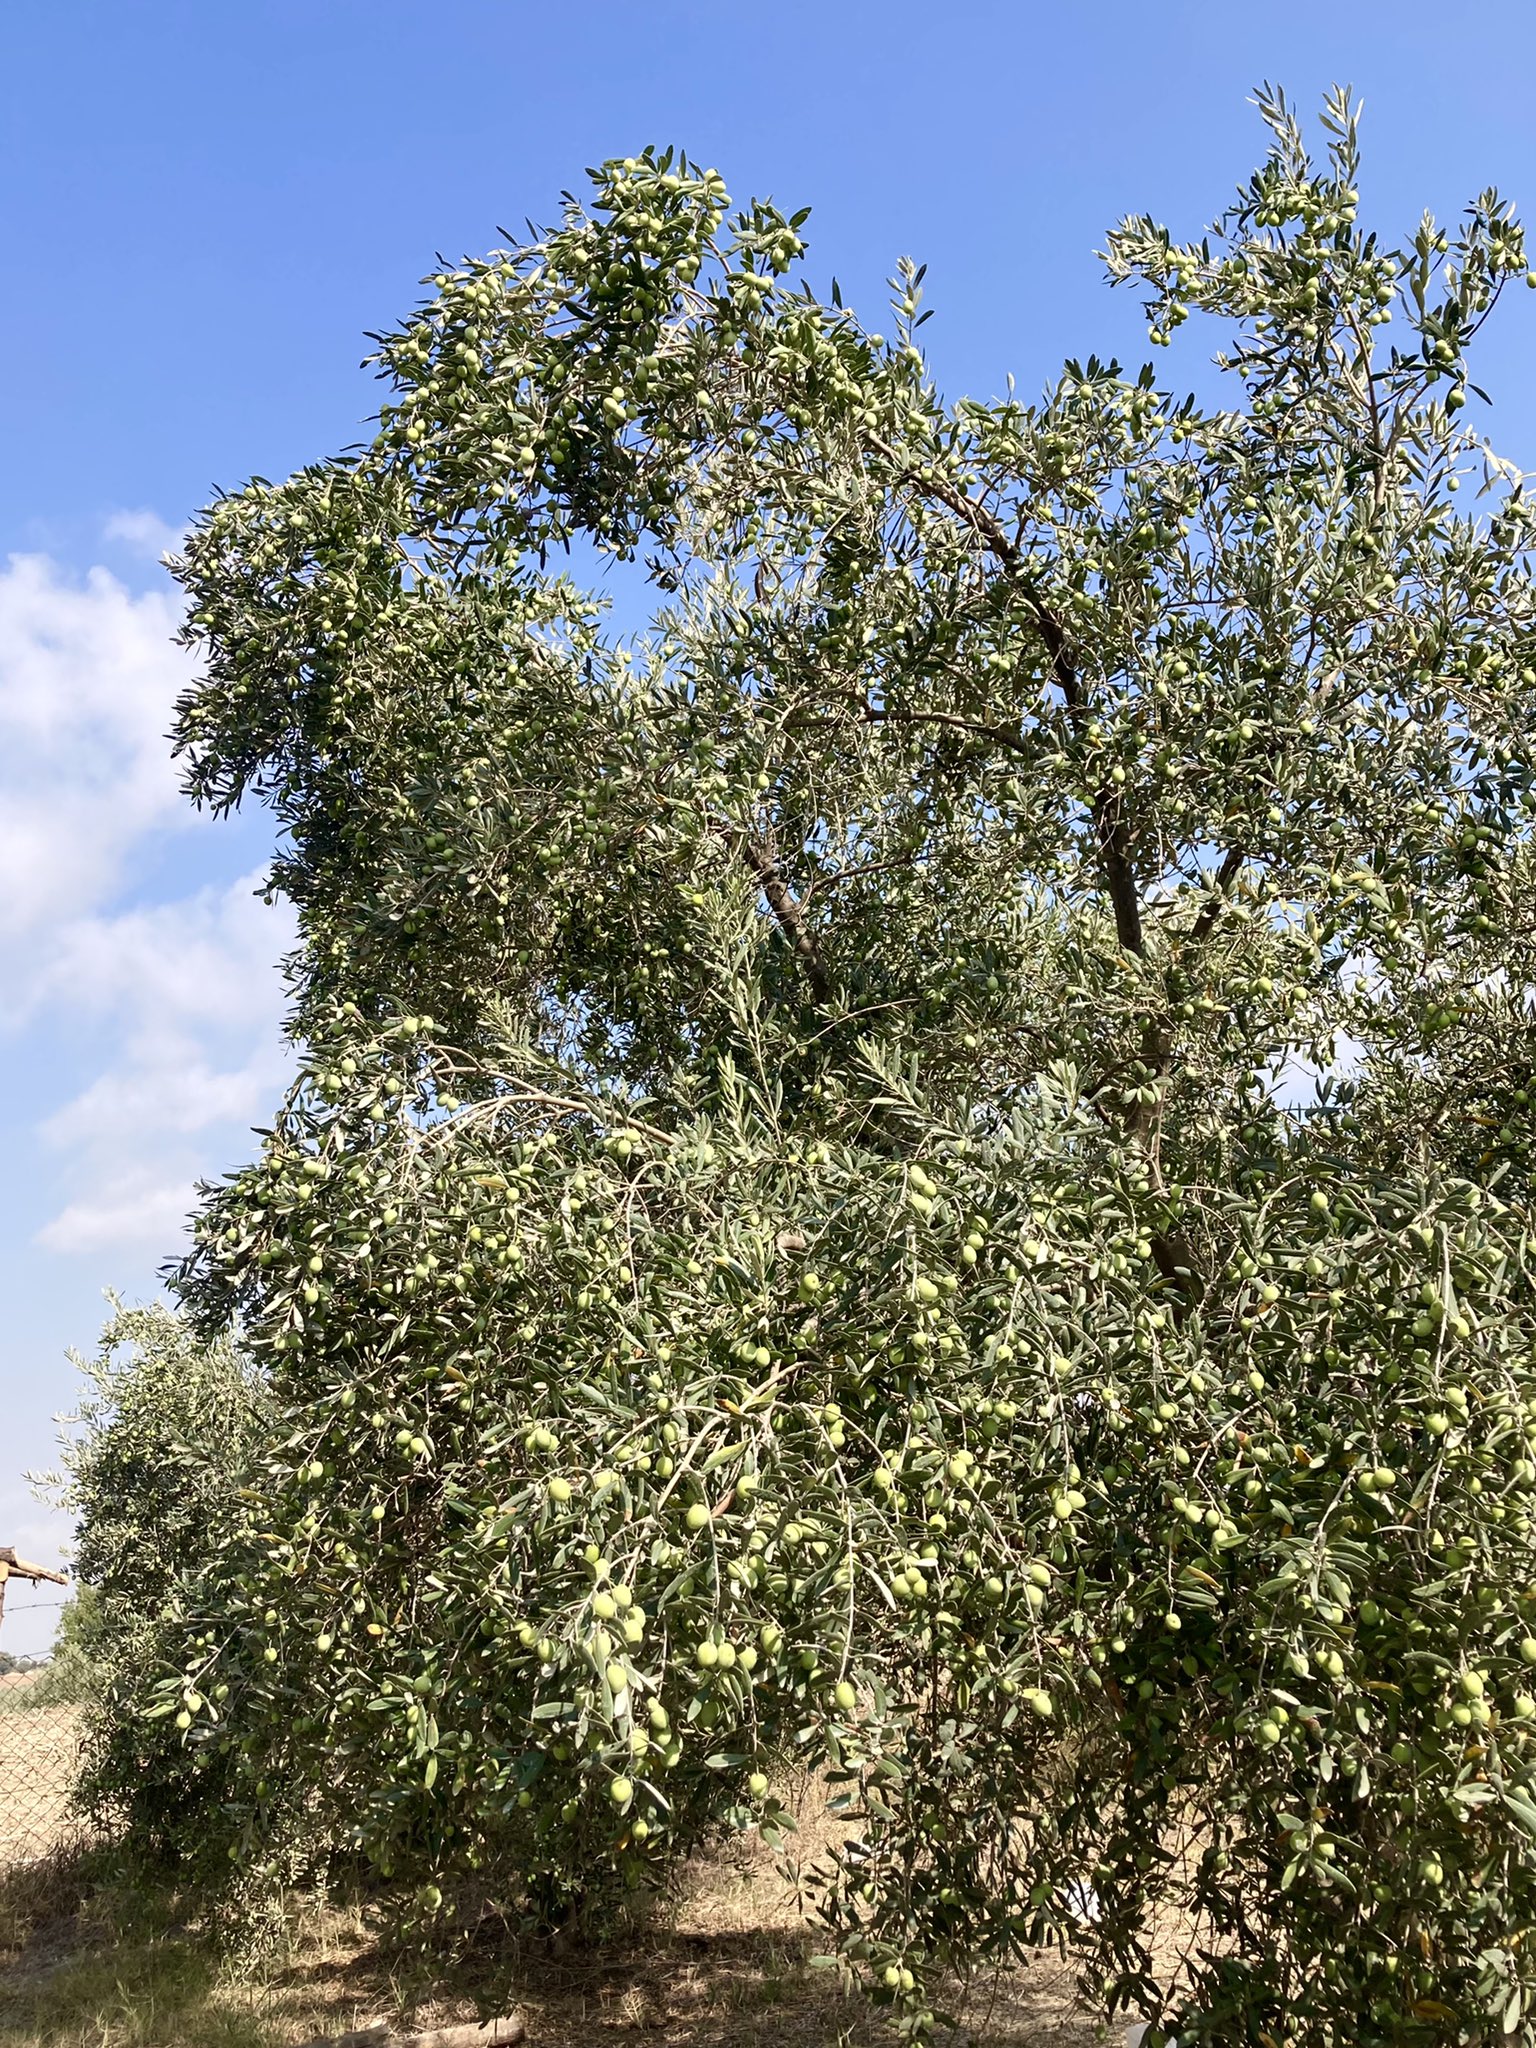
(101, 508), (184, 562)
(0, 552), (194, 947)
(33, 874), (296, 1257)
(37, 1169), (225, 1261)
(21, 872), (290, 1039)
(0, 546), (293, 1260)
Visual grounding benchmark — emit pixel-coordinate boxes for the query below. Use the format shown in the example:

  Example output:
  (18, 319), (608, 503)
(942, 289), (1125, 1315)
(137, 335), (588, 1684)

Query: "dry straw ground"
(0, 1679), (1110, 2048)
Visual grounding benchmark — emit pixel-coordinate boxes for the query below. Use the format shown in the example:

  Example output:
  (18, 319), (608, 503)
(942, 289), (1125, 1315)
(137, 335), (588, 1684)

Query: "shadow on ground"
(0, 1828), (1105, 2048)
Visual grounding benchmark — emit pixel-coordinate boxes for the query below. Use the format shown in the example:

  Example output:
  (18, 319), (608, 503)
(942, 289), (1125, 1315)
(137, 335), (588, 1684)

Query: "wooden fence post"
(0, 1547), (68, 1650)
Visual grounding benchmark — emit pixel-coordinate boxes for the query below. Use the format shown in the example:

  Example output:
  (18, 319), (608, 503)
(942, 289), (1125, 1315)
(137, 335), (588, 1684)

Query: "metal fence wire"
(0, 1673), (86, 1870)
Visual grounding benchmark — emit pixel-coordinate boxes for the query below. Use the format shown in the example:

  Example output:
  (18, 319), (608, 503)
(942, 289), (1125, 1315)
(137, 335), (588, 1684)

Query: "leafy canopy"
(139, 86), (1536, 2045)
(34, 1304), (264, 1821)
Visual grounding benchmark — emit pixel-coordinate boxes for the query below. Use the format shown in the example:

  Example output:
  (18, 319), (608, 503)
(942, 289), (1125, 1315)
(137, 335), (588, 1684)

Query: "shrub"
(38, 1302), (265, 1846)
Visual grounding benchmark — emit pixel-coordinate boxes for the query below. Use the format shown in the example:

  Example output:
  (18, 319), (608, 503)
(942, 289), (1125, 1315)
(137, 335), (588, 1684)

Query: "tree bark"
(742, 836), (834, 1007)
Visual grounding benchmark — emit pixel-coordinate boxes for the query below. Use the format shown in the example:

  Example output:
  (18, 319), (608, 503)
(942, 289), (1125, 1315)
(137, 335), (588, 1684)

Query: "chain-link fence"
(0, 1670), (85, 1870)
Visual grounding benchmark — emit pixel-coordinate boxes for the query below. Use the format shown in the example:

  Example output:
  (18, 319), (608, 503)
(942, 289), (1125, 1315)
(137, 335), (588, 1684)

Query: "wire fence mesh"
(0, 1671), (86, 1870)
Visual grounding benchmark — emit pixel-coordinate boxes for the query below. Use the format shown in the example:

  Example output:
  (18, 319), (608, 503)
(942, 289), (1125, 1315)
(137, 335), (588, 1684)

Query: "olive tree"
(35, 1302), (264, 1840)
(148, 87), (1536, 2043)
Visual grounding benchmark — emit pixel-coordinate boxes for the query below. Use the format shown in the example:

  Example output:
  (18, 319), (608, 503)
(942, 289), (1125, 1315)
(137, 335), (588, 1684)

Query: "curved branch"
(872, 440), (1144, 954)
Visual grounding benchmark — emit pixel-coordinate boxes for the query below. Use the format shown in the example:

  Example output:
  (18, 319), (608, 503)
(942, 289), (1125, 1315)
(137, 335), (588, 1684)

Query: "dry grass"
(0, 1711), (1114, 2048)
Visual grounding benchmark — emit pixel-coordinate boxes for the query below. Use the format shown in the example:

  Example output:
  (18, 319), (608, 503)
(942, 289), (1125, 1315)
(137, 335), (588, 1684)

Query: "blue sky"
(4, 0), (1536, 1649)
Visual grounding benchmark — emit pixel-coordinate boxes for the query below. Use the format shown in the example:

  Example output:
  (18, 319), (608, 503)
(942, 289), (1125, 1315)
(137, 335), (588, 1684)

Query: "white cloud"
(43, 1043), (278, 1153)
(102, 508), (184, 561)
(33, 871), (296, 1258)
(36, 1170), (215, 1261)
(0, 547), (295, 1260)
(21, 871), (289, 1038)
(0, 553), (196, 947)
(27, 877), (298, 1258)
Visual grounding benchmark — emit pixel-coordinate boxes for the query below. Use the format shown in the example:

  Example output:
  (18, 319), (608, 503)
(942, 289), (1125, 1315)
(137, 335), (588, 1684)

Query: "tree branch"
(861, 702), (1025, 754)
(742, 834), (834, 1008)
(872, 440), (1145, 955)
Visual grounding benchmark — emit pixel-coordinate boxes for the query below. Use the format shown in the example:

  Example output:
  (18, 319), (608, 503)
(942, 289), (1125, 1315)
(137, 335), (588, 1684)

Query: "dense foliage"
(36, 1304), (264, 1825)
(131, 88), (1536, 2043)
